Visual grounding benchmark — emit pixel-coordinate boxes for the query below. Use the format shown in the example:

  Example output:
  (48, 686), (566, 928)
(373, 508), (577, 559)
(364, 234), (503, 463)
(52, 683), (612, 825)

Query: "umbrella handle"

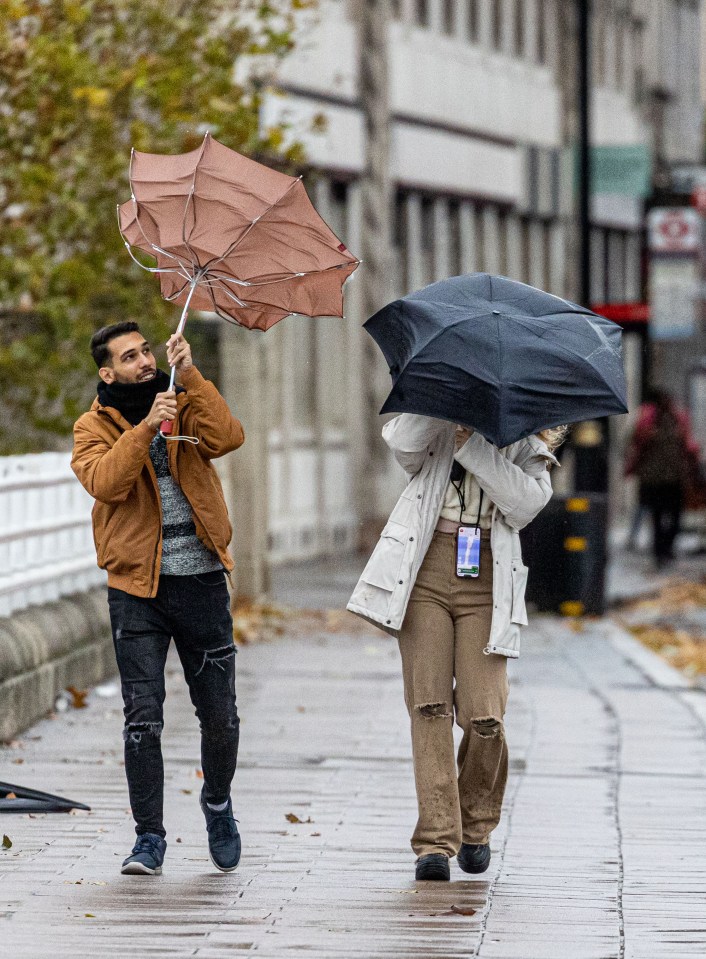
(159, 362), (178, 434)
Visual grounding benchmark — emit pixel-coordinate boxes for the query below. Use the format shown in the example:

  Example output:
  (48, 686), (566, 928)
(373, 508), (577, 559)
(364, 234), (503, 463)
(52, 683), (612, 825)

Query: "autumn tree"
(0, 0), (308, 452)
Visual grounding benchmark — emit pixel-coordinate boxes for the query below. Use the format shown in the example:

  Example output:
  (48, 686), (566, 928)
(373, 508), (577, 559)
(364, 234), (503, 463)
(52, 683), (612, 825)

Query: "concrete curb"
(0, 587), (115, 741)
(603, 619), (695, 689)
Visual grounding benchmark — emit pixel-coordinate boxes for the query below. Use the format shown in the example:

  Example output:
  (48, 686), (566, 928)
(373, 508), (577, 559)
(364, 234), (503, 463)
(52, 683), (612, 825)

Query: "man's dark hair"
(90, 321), (142, 368)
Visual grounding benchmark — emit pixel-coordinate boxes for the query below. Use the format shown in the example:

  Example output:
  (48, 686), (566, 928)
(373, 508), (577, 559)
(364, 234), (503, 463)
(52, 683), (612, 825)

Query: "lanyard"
(450, 465), (483, 528)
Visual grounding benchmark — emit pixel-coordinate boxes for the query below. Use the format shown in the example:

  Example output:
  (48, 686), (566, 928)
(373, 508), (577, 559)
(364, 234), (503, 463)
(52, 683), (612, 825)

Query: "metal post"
(358, 0), (393, 537)
(573, 0), (608, 495)
(577, 0), (591, 308)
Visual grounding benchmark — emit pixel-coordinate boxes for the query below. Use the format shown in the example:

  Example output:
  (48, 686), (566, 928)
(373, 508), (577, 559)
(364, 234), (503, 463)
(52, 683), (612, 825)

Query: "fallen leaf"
(2, 835), (12, 849)
(195, 769), (204, 779)
(181, 789), (192, 795)
(66, 686), (89, 709)
(285, 813), (313, 824)
(5, 792), (17, 800)
(296, 706), (306, 713)
(12, 758), (24, 765)
(84, 913), (95, 918)
(176, 837), (182, 843)
(440, 904), (477, 917)
(310, 832), (321, 837)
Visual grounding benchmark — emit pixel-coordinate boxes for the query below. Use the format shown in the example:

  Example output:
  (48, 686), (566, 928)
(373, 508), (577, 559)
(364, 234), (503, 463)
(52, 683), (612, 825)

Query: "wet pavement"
(1, 556), (706, 958)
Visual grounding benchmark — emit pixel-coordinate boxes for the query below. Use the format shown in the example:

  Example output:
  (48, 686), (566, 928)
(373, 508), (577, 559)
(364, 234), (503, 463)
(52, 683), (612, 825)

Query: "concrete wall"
(0, 587), (114, 741)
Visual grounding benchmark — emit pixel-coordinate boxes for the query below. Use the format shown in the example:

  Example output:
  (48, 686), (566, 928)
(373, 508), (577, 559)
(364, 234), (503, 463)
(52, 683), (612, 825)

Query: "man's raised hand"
(145, 391), (177, 432)
(166, 333), (193, 373)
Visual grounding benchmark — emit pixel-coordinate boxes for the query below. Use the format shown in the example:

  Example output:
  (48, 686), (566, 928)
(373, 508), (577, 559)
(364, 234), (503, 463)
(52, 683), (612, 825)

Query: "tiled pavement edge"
(1, 606), (705, 958)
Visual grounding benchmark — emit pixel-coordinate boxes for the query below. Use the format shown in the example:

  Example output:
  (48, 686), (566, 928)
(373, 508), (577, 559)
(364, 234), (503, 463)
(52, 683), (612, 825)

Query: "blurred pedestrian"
(72, 322), (245, 876)
(625, 388), (698, 568)
(348, 416), (563, 881)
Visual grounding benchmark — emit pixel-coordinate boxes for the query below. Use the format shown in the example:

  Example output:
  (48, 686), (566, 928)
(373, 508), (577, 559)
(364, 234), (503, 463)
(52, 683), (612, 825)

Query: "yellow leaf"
(285, 812), (312, 824)
(71, 87), (111, 109)
(2, 835), (12, 849)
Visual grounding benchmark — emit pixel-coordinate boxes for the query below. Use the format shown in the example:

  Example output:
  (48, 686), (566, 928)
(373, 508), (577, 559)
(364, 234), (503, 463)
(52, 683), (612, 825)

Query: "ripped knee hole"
(416, 702), (453, 719)
(471, 717), (504, 739)
(195, 643), (236, 676)
(123, 721), (163, 744)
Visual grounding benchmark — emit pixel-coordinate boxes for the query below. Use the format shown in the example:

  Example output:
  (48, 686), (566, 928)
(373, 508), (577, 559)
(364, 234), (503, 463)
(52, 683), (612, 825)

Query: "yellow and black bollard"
(521, 494), (608, 616)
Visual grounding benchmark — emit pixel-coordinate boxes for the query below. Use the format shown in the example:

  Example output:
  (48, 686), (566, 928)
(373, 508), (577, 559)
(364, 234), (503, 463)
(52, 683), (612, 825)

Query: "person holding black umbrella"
(348, 415), (564, 880)
(347, 273), (627, 881)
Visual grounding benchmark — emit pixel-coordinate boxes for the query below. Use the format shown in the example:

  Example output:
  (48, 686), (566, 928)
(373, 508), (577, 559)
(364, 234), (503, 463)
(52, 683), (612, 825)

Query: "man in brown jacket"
(72, 320), (245, 876)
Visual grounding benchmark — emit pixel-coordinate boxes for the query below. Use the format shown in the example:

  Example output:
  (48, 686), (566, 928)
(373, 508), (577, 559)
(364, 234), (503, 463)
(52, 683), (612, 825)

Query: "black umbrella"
(365, 273), (628, 448)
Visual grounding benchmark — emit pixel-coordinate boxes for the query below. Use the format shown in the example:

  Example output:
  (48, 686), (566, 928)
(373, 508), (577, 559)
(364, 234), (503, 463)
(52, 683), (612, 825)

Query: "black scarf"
(97, 369), (173, 426)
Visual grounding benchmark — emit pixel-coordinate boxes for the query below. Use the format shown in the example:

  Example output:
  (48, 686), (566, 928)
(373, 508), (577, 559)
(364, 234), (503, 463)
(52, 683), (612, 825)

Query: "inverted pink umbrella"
(118, 132), (359, 434)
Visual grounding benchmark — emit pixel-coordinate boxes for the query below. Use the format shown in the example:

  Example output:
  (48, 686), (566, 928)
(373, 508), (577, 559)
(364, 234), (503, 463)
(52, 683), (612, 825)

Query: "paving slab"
(0, 567), (705, 957)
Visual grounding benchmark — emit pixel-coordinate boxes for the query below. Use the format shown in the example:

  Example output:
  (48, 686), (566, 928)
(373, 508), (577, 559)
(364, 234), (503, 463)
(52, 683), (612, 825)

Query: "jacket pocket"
(510, 562), (529, 626)
(360, 520), (409, 592)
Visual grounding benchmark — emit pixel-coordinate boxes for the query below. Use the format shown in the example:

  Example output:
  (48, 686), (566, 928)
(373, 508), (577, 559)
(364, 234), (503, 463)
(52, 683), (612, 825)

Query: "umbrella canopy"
(118, 132), (359, 332)
(365, 273), (628, 448)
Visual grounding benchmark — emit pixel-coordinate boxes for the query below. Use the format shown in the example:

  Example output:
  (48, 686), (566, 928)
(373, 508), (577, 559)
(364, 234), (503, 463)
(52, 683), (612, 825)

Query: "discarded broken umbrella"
(0, 781), (90, 814)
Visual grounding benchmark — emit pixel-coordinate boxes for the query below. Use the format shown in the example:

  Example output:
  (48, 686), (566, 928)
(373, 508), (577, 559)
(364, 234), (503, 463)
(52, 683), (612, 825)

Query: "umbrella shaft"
(168, 280), (197, 391)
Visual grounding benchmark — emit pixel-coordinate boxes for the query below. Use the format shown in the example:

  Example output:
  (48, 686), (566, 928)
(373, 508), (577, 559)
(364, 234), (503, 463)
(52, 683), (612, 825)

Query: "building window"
(542, 221), (552, 291)
(415, 0), (429, 28)
(497, 210), (508, 276)
(595, 3), (606, 85)
(443, 0), (455, 34)
(449, 200), (462, 277)
(475, 205), (486, 272)
(421, 196), (434, 251)
(395, 190), (409, 292)
(514, 0), (524, 56)
(421, 196), (435, 286)
(537, 0), (546, 64)
(615, 15), (625, 89)
(467, 0), (479, 42)
(491, 0), (503, 50)
(520, 218), (530, 284)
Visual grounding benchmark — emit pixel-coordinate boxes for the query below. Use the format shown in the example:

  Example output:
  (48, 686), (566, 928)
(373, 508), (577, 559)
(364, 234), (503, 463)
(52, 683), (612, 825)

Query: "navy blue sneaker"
(200, 790), (241, 872)
(121, 833), (167, 875)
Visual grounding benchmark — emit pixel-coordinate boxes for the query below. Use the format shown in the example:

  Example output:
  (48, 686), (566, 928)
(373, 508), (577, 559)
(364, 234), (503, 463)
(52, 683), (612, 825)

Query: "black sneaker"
(200, 790), (241, 873)
(415, 853), (450, 881)
(121, 833), (167, 875)
(457, 842), (491, 874)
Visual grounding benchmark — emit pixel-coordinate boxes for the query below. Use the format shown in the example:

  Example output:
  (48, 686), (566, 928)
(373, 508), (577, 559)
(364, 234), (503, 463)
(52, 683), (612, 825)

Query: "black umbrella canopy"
(365, 273), (628, 448)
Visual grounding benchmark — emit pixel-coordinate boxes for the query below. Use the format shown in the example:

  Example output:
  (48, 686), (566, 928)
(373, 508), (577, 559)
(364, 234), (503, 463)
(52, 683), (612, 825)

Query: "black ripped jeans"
(108, 571), (239, 838)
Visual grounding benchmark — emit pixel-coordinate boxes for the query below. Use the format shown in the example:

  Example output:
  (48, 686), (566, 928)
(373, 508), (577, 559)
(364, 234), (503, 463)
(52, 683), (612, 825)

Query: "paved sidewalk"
(2, 569), (706, 957)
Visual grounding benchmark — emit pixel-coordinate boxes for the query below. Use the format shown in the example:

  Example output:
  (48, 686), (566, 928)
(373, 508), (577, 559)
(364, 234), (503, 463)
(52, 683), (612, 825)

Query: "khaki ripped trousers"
(398, 529), (509, 858)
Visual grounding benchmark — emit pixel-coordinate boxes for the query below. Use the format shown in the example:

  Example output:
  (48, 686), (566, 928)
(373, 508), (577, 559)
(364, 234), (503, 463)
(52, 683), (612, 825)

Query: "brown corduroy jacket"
(71, 365), (245, 598)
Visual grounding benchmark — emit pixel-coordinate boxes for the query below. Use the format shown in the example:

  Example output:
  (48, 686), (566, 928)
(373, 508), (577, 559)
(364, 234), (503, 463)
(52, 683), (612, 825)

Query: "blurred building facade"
(221, 0), (704, 591)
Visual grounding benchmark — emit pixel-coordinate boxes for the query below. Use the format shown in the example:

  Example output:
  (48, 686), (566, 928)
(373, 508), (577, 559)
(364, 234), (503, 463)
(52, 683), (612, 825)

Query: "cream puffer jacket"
(347, 415), (558, 658)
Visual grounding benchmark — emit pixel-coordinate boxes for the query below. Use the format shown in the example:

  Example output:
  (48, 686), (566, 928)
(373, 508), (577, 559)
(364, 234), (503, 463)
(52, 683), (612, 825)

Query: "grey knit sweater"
(149, 435), (223, 576)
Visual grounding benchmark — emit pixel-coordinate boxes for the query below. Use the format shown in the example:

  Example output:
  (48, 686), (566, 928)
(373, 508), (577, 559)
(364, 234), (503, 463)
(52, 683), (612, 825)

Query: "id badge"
(456, 526), (481, 578)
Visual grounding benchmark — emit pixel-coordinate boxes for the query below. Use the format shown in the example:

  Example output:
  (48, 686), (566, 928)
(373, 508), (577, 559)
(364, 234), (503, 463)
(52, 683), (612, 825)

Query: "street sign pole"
(578, 0), (591, 308)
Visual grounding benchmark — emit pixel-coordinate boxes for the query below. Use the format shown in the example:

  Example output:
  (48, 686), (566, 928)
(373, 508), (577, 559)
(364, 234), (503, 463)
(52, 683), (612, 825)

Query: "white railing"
(0, 453), (105, 618)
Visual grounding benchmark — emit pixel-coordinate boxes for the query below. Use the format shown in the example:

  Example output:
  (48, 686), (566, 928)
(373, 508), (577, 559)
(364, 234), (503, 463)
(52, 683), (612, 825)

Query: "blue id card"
(456, 526), (481, 578)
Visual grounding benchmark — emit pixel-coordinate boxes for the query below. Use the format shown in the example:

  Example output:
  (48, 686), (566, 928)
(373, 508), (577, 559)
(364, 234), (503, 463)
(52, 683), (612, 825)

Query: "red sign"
(692, 186), (706, 214)
(592, 302), (650, 324)
(648, 207), (701, 253)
